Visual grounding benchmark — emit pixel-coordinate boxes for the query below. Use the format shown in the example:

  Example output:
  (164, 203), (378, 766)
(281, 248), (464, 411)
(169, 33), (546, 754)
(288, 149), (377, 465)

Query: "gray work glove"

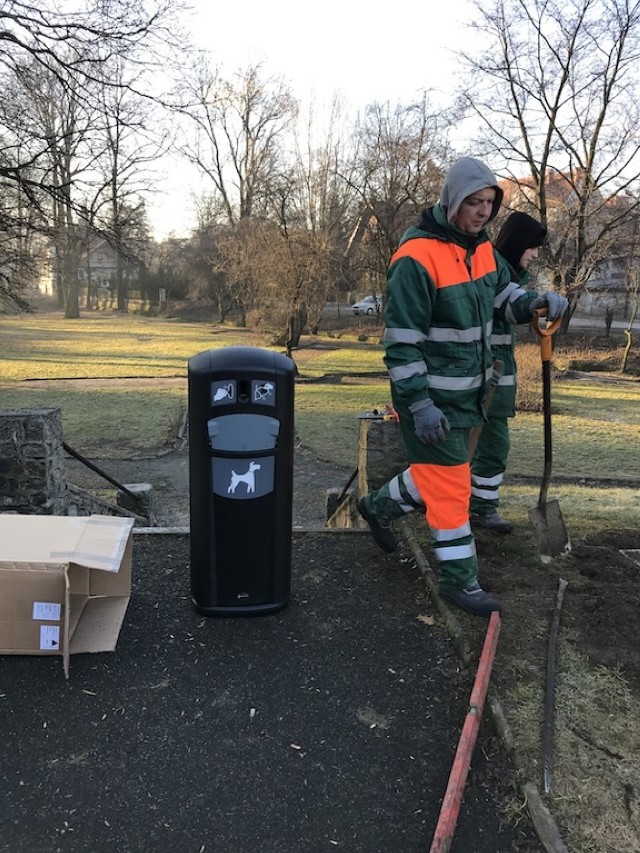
(530, 292), (569, 321)
(409, 398), (451, 444)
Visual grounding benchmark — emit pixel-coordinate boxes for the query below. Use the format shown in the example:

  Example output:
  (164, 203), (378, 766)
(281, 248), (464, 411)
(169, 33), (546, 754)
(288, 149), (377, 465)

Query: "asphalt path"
(0, 532), (542, 852)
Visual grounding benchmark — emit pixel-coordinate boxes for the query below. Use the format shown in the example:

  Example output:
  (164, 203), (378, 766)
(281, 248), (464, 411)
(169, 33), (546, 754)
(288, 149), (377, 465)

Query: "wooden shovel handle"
(531, 308), (562, 361)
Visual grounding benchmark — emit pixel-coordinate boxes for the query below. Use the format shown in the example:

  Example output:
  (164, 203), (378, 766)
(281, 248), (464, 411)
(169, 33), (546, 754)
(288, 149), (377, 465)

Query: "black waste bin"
(188, 346), (296, 615)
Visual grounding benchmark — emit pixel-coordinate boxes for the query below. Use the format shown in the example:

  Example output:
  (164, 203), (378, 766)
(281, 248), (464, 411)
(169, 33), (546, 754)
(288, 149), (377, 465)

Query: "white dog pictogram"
(227, 460), (261, 494)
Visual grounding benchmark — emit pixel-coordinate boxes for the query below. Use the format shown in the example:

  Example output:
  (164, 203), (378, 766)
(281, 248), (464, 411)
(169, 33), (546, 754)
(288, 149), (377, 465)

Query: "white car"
(351, 295), (381, 315)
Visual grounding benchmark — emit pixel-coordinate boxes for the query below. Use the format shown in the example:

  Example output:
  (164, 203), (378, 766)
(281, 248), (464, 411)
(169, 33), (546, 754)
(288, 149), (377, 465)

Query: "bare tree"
(616, 209), (640, 371)
(0, 0), (186, 312)
(146, 235), (191, 312)
(459, 0), (640, 324)
(188, 199), (236, 321)
(621, 265), (640, 372)
(346, 96), (451, 300)
(179, 61), (297, 225)
(91, 58), (168, 311)
(26, 58), (95, 318)
(260, 98), (360, 351)
(178, 61), (345, 348)
(212, 221), (260, 326)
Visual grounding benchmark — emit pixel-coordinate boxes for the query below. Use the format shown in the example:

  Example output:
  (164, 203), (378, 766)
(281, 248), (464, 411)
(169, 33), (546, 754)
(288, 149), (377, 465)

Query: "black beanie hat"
(494, 211), (547, 271)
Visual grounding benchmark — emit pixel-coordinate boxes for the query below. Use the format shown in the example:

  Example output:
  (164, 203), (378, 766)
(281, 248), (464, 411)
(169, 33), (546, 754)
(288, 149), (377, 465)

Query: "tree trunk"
(620, 303), (638, 373)
(64, 280), (81, 318)
(63, 252), (80, 319)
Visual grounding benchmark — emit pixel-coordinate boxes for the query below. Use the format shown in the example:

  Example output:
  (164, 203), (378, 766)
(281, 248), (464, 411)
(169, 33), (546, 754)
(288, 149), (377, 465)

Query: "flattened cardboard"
(0, 514), (134, 677)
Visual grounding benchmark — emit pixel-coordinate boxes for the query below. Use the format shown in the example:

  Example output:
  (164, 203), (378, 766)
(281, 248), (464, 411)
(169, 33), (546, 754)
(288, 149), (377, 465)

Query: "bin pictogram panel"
(212, 456), (275, 499)
(211, 380), (236, 405)
(252, 380), (276, 405)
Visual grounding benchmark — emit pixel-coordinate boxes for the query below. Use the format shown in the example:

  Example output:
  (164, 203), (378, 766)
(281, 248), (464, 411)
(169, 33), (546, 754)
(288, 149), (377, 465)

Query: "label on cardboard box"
(40, 625), (60, 650)
(33, 602), (62, 622)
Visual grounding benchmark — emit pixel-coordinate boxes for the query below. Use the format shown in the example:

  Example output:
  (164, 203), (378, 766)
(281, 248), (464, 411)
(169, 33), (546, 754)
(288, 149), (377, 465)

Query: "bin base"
(192, 599), (289, 617)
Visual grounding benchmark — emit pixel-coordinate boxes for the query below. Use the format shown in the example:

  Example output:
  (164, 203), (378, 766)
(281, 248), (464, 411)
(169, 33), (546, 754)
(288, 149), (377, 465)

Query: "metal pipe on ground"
(542, 577), (569, 794)
(429, 611), (502, 853)
(62, 441), (139, 501)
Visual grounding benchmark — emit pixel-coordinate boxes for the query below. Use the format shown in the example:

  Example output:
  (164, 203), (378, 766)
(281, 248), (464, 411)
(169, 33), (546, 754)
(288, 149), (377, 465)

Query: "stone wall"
(0, 408), (69, 515)
(0, 407), (153, 524)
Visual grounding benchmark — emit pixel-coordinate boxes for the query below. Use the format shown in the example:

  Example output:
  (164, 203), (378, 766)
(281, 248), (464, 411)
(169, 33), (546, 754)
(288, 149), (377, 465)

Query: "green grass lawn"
(2, 313), (639, 493)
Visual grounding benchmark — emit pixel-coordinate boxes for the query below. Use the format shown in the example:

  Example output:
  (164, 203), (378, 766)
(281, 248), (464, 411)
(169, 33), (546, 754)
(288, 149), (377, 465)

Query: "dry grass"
(514, 342), (544, 411)
(503, 640), (640, 853)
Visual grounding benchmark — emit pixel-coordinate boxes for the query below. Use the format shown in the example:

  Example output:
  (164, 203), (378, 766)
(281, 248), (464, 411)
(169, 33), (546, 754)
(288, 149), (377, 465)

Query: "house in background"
(38, 237), (140, 307)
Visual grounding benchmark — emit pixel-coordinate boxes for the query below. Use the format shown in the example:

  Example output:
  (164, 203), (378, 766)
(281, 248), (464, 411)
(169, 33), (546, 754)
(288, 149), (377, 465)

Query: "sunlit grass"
(554, 382), (640, 420)
(0, 381), (188, 455)
(499, 483), (640, 534)
(293, 341), (385, 377)
(509, 408), (640, 481)
(295, 380), (390, 465)
(0, 315), (263, 380)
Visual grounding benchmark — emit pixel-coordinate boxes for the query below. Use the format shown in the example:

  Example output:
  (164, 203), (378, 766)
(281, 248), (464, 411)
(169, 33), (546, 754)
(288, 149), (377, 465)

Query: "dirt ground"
(473, 524), (640, 694)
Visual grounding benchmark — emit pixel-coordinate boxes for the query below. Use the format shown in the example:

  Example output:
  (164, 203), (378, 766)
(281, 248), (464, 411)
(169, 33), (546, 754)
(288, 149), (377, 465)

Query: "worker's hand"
(409, 398), (450, 444)
(531, 292), (569, 322)
(488, 365), (502, 388)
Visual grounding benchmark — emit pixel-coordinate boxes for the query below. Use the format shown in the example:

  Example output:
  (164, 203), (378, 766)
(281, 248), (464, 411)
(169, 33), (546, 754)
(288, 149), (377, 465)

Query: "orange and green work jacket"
(378, 204), (539, 591)
(383, 204), (538, 435)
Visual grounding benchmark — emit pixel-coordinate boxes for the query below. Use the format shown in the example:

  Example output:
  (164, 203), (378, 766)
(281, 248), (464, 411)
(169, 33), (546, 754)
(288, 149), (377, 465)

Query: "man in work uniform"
(358, 158), (567, 617)
(365, 211), (555, 540)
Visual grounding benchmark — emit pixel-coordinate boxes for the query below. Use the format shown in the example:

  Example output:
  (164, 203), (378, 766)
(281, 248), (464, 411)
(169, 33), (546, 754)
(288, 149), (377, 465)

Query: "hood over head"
(494, 211), (547, 271)
(439, 157), (503, 225)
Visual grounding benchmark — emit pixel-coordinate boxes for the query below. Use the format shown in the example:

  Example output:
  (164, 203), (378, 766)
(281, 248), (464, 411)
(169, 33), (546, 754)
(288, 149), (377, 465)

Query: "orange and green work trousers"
(377, 414), (511, 522)
(365, 427), (476, 592)
(469, 416), (510, 516)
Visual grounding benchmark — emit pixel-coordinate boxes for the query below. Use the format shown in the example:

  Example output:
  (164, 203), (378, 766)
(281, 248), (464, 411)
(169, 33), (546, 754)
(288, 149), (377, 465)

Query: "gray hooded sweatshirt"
(439, 156), (504, 225)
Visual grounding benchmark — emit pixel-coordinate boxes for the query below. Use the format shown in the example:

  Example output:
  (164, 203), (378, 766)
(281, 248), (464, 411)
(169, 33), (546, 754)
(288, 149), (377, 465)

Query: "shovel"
(467, 358), (504, 459)
(528, 310), (571, 563)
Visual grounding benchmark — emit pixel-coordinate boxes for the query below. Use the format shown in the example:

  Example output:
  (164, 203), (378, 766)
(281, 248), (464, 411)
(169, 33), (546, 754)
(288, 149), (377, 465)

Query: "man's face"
(520, 246), (540, 269)
(452, 188), (496, 234)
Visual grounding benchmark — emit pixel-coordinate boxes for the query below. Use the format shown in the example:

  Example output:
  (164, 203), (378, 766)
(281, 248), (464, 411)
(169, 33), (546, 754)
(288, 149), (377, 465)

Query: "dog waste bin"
(188, 346), (296, 615)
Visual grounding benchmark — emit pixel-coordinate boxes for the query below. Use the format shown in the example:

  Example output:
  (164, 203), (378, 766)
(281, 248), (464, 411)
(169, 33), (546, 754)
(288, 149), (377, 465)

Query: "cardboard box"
(0, 514), (134, 677)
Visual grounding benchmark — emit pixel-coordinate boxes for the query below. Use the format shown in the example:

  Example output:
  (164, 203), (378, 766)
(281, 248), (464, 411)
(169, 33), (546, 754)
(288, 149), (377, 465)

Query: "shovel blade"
(529, 499), (571, 564)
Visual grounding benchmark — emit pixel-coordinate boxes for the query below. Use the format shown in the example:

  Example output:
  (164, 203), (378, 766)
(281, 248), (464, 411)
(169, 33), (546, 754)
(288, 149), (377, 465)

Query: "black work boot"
(470, 510), (513, 535)
(357, 497), (398, 553)
(439, 581), (502, 618)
